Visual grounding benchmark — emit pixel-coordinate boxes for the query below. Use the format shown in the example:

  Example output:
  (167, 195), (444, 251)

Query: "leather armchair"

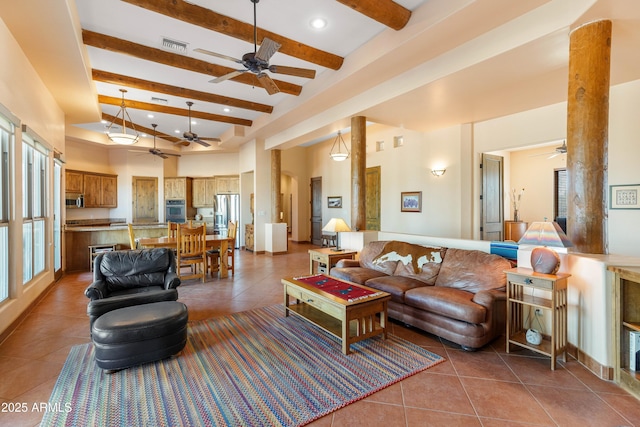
(85, 248), (181, 330)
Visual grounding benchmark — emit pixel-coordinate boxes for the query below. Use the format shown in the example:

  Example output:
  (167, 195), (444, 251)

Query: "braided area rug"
(41, 304), (444, 427)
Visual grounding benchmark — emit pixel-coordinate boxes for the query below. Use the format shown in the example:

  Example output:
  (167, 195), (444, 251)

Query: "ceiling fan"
(531, 140), (567, 158)
(194, 0), (316, 95)
(132, 124), (181, 159)
(178, 101), (221, 147)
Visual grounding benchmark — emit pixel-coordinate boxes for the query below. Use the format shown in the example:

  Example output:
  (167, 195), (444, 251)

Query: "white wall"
(0, 18), (65, 336)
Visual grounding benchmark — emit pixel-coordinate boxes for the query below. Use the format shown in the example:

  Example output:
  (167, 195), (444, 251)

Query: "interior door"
(481, 153), (504, 241)
(132, 176), (158, 223)
(366, 166), (381, 230)
(310, 177), (322, 245)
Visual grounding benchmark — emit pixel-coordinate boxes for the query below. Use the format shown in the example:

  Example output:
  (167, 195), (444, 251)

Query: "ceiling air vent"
(151, 97), (169, 105)
(161, 37), (188, 53)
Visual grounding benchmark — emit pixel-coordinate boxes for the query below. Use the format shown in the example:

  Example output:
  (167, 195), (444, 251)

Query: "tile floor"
(0, 242), (639, 426)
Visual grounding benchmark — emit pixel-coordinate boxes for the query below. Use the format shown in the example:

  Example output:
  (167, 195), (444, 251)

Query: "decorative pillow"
(392, 245), (446, 285)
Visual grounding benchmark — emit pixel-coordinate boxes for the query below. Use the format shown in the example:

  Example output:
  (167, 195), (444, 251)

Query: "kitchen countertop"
(64, 223), (167, 232)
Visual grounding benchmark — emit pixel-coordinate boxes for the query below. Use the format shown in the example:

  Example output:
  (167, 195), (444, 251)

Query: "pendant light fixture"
(329, 130), (350, 161)
(107, 89), (139, 145)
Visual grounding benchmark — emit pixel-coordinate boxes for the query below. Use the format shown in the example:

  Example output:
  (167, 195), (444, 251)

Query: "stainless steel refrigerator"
(215, 194), (240, 247)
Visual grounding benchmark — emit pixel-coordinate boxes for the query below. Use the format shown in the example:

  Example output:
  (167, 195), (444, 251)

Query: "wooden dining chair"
(127, 224), (139, 250)
(176, 224), (207, 282)
(226, 221), (238, 275)
(167, 221), (179, 238)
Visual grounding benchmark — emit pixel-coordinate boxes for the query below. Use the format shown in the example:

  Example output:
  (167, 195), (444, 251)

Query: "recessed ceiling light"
(174, 129), (181, 134)
(101, 120), (108, 124)
(147, 114), (154, 119)
(310, 17), (327, 30)
(223, 107), (231, 113)
(191, 120), (197, 125)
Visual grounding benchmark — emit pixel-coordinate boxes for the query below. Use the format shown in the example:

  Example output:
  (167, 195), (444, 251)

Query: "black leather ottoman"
(91, 301), (188, 372)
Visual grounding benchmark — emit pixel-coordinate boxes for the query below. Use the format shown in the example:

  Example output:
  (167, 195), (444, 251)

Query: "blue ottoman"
(91, 301), (188, 372)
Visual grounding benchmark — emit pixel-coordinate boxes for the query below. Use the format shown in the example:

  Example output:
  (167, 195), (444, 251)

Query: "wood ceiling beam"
(101, 112), (183, 144)
(83, 30), (302, 96)
(121, 0), (344, 71)
(335, 0), (411, 30)
(98, 95), (253, 127)
(92, 70), (273, 114)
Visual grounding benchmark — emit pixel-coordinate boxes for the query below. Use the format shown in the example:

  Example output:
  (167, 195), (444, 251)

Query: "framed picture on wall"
(328, 196), (342, 208)
(401, 191), (422, 212)
(610, 184), (640, 209)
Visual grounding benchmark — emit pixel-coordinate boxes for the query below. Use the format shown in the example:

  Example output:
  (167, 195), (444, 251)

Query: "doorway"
(310, 177), (322, 245)
(481, 153), (504, 240)
(132, 176), (158, 223)
(366, 166), (381, 230)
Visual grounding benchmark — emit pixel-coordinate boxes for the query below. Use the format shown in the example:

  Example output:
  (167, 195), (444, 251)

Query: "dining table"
(137, 235), (235, 279)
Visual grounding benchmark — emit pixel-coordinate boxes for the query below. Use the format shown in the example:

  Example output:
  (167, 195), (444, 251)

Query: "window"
(0, 114), (12, 301)
(554, 168), (567, 232)
(22, 133), (48, 284)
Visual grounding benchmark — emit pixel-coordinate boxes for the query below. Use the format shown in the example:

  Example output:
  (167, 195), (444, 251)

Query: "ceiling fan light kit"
(107, 89), (139, 145)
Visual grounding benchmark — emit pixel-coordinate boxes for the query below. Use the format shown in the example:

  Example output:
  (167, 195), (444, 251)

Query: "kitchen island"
(64, 222), (168, 272)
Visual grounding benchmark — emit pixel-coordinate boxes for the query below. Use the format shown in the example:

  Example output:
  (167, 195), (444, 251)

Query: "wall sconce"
(431, 169), (446, 177)
(329, 131), (350, 161)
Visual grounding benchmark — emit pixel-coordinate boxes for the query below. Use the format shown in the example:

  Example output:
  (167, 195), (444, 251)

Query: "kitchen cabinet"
(65, 170), (84, 193)
(84, 174), (117, 208)
(164, 177), (193, 202)
(66, 169), (117, 208)
(216, 175), (239, 194)
(192, 178), (216, 208)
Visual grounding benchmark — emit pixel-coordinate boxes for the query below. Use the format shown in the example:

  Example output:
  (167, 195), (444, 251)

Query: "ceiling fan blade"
(268, 64), (316, 79)
(193, 138), (211, 147)
(255, 37), (281, 62)
(200, 137), (222, 143)
(209, 70), (246, 84)
(257, 72), (280, 95)
(173, 140), (190, 147)
(193, 48), (243, 64)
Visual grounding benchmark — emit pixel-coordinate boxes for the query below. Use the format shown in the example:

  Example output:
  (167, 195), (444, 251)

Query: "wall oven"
(166, 199), (187, 223)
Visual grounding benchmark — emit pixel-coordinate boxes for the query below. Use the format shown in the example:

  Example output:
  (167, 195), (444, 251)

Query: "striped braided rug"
(41, 304), (444, 427)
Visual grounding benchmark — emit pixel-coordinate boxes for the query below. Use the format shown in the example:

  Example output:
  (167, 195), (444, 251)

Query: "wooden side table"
(308, 248), (357, 275)
(504, 221), (528, 242)
(505, 267), (571, 370)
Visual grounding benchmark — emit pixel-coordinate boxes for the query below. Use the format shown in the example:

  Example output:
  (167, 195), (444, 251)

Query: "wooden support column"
(351, 116), (367, 231)
(271, 149), (282, 223)
(567, 20), (611, 254)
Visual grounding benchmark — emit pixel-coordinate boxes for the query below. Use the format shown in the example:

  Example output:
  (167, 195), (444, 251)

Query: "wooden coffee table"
(282, 275), (391, 354)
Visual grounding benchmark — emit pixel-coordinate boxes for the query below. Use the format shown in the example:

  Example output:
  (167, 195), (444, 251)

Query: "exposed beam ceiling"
(83, 30), (304, 96)
(92, 69), (273, 114)
(97, 95), (253, 127)
(335, 0), (411, 30)
(121, 0), (344, 70)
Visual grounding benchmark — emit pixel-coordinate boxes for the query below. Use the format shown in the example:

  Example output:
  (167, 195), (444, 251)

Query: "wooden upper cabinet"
(164, 177), (193, 204)
(192, 178), (216, 208)
(101, 175), (118, 207)
(65, 170), (84, 193)
(216, 176), (239, 194)
(83, 173), (118, 208)
(66, 169), (117, 208)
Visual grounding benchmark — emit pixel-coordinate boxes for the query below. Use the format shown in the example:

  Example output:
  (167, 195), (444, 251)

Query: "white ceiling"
(2, 0), (640, 154)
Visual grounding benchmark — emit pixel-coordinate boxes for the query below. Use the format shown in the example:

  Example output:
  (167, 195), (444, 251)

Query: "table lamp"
(322, 218), (351, 251)
(518, 221), (573, 274)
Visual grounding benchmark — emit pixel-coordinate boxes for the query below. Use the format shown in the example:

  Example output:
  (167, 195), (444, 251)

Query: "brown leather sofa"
(331, 240), (512, 350)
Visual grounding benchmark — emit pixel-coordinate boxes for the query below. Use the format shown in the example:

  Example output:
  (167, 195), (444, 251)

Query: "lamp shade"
(518, 221), (572, 274)
(517, 221), (573, 248)
(322, 218), (351, 233)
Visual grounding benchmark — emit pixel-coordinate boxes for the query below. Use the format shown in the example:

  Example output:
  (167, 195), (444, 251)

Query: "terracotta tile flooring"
(1, 241), (639, 426)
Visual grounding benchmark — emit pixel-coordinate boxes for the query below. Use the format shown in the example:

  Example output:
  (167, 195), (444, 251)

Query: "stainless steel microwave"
(65, 193), (84, 208)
